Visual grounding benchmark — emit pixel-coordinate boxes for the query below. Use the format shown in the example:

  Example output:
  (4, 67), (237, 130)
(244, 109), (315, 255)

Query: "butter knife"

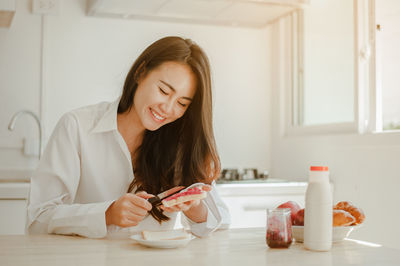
(148, 186), (185, 206)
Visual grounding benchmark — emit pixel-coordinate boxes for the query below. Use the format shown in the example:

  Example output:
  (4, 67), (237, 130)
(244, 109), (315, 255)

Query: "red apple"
(277, 201), (301, 223)
(293, 208), (304, 226)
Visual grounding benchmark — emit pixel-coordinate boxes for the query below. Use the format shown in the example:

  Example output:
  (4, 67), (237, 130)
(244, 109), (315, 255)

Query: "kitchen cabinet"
(0, 200), (27, 235)
(0, 182), (30, 235)
(0, 179), (308, 234)
(216, 181), (307, 228)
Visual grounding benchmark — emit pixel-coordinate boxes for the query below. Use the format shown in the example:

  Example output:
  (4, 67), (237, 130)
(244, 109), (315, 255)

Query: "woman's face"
(133, 61), (197, 131)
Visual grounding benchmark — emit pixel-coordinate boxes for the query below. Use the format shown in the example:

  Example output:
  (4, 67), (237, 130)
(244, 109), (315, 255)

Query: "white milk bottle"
(304, 166), (332, 251)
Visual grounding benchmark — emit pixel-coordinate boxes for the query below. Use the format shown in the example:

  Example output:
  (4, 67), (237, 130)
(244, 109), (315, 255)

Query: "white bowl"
(292, 225), (362, 243)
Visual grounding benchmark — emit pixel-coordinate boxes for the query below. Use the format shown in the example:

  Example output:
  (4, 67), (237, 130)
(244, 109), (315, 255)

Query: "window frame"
(283, 0), (399, 137)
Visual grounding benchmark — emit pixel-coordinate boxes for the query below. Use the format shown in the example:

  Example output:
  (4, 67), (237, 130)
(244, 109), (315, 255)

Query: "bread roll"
(334, 201), (365, 225)
(333, 210), (356, 226)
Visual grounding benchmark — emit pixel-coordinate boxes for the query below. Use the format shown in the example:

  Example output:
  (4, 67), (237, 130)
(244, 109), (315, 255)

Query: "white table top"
(0, 228), (399, 266)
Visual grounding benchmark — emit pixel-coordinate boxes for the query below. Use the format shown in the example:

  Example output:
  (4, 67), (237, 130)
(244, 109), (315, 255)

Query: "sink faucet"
(8, 110), (43, 159)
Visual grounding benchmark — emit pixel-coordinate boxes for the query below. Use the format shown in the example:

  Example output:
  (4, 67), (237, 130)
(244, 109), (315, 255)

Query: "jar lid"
(310, 166), (329, 171)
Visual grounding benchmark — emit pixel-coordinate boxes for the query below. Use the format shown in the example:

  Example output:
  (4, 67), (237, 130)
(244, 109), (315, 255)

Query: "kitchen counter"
(0, 182), (29, 199)
(216, 177), (290, 184)
(0, 177), (308, 199)
(0, 169), (32, 182)
(216, 179), (307, 196)
(0, 228), (398, 266)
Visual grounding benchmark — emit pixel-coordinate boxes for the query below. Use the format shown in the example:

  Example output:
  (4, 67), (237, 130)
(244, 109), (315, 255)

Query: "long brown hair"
(118, 36), (220, 223)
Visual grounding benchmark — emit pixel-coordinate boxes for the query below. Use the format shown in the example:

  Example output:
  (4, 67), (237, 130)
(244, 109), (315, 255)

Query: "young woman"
(27, 36), (230, 238)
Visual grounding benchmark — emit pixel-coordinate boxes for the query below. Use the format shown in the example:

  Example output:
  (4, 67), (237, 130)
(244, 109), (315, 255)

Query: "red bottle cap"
(310, 166), (329, 171)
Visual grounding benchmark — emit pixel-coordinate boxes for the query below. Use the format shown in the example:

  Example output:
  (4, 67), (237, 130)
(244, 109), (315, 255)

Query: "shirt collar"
(90, 98), (121, 134)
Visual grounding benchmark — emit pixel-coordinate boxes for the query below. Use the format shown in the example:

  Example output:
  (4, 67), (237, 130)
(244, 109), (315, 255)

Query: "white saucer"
(130, 234), (196, 249)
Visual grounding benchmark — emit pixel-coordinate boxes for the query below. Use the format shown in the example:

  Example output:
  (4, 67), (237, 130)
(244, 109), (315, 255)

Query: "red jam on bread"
(162, 187), (207, 207)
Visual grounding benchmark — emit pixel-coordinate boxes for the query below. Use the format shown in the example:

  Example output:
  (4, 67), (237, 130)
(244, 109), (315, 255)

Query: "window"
(375, 0), (400, 131)
(281, 0), (400, 135)
(280, 0), (359, 136)
(300, 0), (355, 126)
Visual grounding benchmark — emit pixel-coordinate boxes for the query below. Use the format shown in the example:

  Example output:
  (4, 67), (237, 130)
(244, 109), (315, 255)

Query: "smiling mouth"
(150, 108), (166, 122)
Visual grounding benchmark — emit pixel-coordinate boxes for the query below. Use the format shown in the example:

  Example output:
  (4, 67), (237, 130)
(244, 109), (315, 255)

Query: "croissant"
(333, 210), (356, 226)
(334, 201), (365, 225)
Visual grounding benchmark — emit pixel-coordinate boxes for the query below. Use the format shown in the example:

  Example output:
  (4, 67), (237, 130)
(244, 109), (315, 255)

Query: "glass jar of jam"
(266, 208), (293, 248)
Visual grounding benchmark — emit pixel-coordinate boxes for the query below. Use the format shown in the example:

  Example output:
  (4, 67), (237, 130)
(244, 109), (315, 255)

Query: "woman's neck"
(117, 109), (145, 155)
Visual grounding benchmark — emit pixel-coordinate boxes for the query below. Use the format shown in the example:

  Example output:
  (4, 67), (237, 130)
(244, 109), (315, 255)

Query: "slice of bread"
(141, 229), (190, 241)
(162, 187), (207, 208)
(162, 192), (207, 207)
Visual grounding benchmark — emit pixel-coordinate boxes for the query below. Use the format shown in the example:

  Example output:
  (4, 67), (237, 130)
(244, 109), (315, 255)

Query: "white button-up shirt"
(27, 99), (230, 238)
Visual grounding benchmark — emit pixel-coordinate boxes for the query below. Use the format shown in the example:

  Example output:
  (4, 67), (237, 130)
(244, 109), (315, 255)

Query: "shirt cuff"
(183, 200), (220, 238)
(91, 200), (115, 238)
(48, 200), (115, 239)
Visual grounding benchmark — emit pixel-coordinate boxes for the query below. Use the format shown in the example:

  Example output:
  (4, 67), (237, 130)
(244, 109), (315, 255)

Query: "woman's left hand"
(160, 184), (212, 213)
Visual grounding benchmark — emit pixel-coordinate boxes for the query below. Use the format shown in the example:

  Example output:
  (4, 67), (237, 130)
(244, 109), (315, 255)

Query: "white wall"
(0, 0), (41, 169)
(0, 0), (271, 172)
(270, 10), (400, 249)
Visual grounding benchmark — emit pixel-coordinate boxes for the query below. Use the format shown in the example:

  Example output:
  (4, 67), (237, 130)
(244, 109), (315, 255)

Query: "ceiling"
(87, 0), (308, 28)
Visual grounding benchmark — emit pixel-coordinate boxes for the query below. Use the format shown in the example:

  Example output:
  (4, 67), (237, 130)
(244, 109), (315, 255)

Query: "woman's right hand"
(105, 191), (154, 227)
